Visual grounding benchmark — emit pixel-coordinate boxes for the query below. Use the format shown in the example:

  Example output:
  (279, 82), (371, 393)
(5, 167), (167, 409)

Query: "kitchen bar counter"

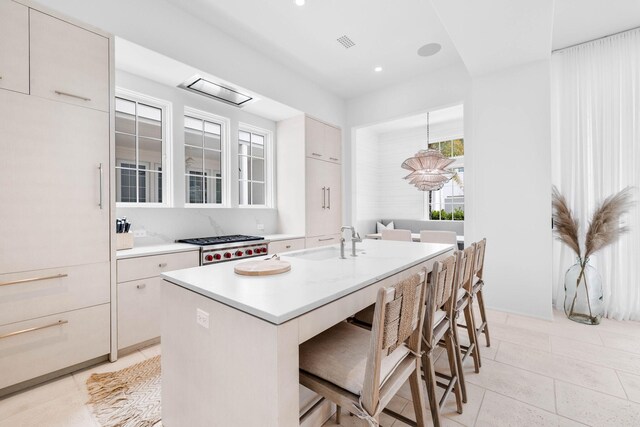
(161, 239), (452, 324)
(160, 240), (453, 427)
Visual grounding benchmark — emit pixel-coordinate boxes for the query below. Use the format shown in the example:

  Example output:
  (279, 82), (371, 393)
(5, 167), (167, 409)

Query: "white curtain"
(551, 29), (640, 321)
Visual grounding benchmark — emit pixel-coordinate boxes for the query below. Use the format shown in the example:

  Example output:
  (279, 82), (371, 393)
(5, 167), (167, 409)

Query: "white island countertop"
(161, 239), (453, 324)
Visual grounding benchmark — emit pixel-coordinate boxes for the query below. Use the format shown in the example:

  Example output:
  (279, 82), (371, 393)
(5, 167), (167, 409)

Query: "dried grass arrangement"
(552, 186), (635, 322)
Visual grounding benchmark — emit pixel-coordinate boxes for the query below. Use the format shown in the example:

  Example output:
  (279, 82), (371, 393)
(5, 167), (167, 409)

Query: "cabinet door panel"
(325, 125), (341, 164)
(30, 10), (109, 111)
(118, 277), (161, 350)
(305, 159), (327, 237)
(0, 90), (110, 273)
(0, 0), (29, 94)
(325, 161), (342, 234)
(305, 117), (326, 160)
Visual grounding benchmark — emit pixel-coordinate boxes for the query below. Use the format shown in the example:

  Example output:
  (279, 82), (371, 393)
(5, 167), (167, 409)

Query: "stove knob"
(235, 250), (244, 257)
(246, 249), (253, 255)
(224, 252), (232, 259)
(213, 254), (222, 260)
(205, 254), (214, 262)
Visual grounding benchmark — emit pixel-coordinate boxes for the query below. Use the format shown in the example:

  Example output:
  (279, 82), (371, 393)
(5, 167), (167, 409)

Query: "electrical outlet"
(196, 308), (209, 329)
(133, 229), (147, 238)
(256, 223), (265, 231)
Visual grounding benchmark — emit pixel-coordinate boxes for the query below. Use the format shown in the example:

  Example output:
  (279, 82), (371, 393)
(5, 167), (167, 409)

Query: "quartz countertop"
(262, 234), (305, 242)
(161, 239), (453, 324)
(117, 243), (199, 259)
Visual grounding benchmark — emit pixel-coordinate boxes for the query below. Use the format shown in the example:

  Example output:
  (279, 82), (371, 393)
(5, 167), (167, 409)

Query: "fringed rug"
(86, 355), (162, 427)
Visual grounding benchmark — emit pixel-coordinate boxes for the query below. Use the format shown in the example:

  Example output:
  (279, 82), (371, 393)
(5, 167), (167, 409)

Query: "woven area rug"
(86, 355), (162, 427)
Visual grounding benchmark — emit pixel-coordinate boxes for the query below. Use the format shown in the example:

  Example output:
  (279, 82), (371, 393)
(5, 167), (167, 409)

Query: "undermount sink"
(285, 247), (365, 261)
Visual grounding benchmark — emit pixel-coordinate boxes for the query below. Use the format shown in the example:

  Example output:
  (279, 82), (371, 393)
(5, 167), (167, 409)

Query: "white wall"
(354, 128), (380, 233)
(115, 70), (279, 244)
(465, 59), (553, 319)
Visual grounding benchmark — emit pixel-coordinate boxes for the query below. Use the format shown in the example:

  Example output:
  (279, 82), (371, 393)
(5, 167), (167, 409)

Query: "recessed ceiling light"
(417, 43), (442, 57)
(295, 0), (305, 6)
(374, 66), (383, 72)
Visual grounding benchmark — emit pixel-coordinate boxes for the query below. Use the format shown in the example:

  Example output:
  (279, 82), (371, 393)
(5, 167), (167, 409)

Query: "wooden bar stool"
(299, 270), (429, 426)
(471, 238), (490, 347)
(453, 244), (482, 373)
(381, 229), (412, 242)
(422, 253), (464, 426)
(419, 230), (457, 245)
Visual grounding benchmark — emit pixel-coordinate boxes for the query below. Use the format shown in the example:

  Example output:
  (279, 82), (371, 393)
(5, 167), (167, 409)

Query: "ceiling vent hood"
(180, 75), (253, 107)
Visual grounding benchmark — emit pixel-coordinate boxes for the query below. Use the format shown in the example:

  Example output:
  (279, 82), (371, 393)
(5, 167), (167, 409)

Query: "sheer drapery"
(551, 29), (640, 321)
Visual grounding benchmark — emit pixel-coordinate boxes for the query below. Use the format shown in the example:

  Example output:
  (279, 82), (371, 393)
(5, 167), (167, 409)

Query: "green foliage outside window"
(428, 138), (464, 157)
(430, 208), (464, 221)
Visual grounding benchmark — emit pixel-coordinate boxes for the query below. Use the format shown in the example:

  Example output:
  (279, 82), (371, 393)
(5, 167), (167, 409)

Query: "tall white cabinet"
(0, 1), (113, 394)
(277, 115), (342, 247)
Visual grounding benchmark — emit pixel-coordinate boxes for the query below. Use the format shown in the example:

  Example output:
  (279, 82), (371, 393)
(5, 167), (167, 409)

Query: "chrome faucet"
(340, 226), (362, 259)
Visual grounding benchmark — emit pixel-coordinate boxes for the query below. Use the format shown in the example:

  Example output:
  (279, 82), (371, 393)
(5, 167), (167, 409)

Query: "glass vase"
(564, 258), (604, 325)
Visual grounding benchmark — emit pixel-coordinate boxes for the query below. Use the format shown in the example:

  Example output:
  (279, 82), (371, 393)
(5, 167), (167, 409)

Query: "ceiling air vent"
(180, 76), (253, 108)
(337, 35), (355, 49)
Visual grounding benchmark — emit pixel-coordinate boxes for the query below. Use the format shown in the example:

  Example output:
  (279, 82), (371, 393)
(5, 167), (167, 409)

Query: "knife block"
(116, 233), (134, 250)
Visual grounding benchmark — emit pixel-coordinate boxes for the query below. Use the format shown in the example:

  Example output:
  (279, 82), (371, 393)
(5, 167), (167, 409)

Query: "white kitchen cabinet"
(305, 117), (341, 164)
(30, 9), (110, 112)
(277, 115), (343, 245)
(116, 251), (199, 352)
(0, 303), (110, 390)
(305, 159), (342, 238)
(305, 234), (341, 249)
(0, 89), (110, 274)
(0, 4), (113, 395)
(268, 238), (305, 255)
(0, 0), (29, 94)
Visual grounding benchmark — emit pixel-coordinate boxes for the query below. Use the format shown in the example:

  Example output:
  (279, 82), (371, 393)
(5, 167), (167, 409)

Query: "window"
(238, 127), (269, 206)
(425, 138), (464, 221)
(115, 90), (171, 205)
(184, 110), (228, 205)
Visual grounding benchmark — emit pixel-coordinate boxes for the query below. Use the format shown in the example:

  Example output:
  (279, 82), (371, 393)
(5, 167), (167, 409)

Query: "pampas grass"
(552, 186), (635, 322)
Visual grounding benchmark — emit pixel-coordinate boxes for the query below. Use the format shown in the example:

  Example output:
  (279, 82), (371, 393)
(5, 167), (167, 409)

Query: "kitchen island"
(160, 239), (454, 427)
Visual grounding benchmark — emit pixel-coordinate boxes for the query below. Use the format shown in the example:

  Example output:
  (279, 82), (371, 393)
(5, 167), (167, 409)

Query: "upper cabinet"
(30, 10), (110, 112)
(0, 0), (29, 94)
(305, 117), (341, 164)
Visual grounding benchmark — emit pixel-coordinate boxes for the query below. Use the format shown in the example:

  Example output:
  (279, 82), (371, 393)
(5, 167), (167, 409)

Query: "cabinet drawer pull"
(318, 238), (334, 242)
(327, 187), (331, 209)
(136, 283), (146, 289)
(0, 320), (68, 340)
(54, 90), (91, 102)
(311, 152), (322, 157)
(285, 245), (291, 249)
(98, 163), (104, 209)
(158, 263), (168, 268)
(322, 187), (326, 209)
(330, 157), (338, 161)
(0, 273), (68, 287)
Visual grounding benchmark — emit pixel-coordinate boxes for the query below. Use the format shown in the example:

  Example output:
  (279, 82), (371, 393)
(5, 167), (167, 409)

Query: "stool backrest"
(473, 238), (487, 281)
(460, 244), (476, 294)
(423, 252), (458, 345)
(381, 229), (412, 242)
(362, 270), (427, 414)
(420, 230), (457, 245)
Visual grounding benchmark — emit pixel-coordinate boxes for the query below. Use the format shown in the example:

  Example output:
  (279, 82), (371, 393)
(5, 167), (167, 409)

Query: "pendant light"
(401, 112), (455, 191)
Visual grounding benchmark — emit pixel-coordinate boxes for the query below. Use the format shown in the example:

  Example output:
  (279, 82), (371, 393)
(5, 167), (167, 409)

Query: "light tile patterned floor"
(1, 309), (640, 427)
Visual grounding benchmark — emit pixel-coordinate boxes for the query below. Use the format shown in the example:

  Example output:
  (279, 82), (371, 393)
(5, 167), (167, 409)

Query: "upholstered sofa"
(378, 219), (464, 236)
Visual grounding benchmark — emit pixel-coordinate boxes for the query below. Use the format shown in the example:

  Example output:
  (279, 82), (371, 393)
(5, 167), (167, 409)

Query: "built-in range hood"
(180, 75), (253, 107)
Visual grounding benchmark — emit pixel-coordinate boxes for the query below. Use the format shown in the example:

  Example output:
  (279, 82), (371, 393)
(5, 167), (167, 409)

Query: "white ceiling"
(162, 0), (464, 99)
(364, 104), (463, 136)
(552, 0), (640, 50)
(115, 38), (302, 122)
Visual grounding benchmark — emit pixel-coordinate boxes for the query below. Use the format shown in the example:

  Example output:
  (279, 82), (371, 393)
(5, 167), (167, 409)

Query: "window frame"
(115, 88), (173, 208)
(183, 106), (231, 208)
(424, 135), (464, 221)
(238, 123), (274, 208)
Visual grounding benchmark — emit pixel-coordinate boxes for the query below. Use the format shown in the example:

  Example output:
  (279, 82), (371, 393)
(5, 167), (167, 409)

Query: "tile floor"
(1, 309), (639, 427)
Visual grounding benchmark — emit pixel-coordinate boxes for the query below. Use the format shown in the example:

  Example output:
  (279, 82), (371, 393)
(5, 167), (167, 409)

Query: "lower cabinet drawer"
(305, 234), (340, 249)
(0, 262), (110, 327)
(0, 303), (110, 390)
(268, 238), (305, 255)
(117, 251), (199, 283)
(118, 277), (161, 350)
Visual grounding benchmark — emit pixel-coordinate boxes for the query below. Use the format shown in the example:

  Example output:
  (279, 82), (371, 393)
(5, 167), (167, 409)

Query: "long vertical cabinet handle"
(322, 187), (326, 209)
(327, 187), (331, 209)
(98, 163), (104, 209)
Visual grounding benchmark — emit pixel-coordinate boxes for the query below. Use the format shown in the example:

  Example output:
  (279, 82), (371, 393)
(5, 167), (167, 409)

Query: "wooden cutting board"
(234, 258), (291, 276)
